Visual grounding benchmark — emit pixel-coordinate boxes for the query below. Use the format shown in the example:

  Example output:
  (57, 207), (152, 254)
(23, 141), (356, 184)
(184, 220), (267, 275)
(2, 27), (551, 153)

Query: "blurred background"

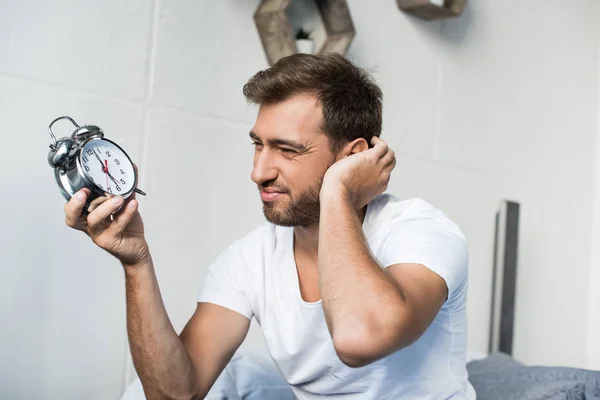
(1, 0), (600, 398)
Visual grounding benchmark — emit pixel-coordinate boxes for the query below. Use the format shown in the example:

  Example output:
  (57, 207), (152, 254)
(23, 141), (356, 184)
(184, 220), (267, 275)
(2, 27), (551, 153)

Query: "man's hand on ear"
(321, 137), (396, 209)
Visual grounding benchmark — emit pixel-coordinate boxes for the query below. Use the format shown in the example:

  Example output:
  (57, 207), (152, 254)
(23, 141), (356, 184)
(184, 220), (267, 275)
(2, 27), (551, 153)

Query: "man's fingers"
(87, 196), (124, 235)
(65, 189), (90, 228)
(88, 194), (112, 213)
(387, 157), (397, 175)
(381, 149), (396, 186)
(370, 136), (388, 158)
(110, 199), (138, 234)
(380, 147), (395, 167)
(127, 190), (137, 202)
(380, 157), (395, 186)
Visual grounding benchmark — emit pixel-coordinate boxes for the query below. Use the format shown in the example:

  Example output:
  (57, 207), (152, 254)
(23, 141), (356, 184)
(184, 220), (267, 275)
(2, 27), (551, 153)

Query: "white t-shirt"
(197, 194), (474, 399)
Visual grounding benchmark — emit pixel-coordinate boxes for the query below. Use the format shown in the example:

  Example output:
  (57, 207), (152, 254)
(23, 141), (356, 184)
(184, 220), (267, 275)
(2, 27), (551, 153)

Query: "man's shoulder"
(368, 194), (469, 303)
(368, 193), (463, 236)
(369, 193), (435, 215)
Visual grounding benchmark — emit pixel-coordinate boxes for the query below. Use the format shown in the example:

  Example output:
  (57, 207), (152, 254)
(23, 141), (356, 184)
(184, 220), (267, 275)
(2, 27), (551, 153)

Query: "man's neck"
(293, 205), (368, 255)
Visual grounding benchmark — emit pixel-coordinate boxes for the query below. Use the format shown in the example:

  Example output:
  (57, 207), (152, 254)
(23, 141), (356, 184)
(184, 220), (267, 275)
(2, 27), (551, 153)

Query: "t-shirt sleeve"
(196, 241), (254, 320)
(377, 207), (469, 301)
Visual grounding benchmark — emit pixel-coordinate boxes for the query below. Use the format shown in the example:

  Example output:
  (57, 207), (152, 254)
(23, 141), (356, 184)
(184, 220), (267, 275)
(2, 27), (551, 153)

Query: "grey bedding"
(467, 353), (600, 400)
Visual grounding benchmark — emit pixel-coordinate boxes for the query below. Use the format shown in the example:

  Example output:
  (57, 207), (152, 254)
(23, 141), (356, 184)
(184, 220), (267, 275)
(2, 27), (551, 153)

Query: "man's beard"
(262, 175), (324, 227)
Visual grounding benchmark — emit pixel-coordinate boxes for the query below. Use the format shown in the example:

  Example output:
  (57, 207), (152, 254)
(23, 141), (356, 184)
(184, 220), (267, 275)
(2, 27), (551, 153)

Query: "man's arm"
(317, 192), (447, 368)
(179, 302), (251, 397)
(124, 257), (250, 400)
(63, 185), (249, 399)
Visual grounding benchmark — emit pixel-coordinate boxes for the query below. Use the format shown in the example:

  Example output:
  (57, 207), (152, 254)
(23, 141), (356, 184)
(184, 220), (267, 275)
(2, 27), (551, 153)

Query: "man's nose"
(251, 149), (278, 185)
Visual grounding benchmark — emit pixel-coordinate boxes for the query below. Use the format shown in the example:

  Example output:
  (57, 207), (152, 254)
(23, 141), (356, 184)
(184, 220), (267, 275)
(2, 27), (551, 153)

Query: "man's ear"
(345, 138), (369, 156)
(332, 138), (370, 162)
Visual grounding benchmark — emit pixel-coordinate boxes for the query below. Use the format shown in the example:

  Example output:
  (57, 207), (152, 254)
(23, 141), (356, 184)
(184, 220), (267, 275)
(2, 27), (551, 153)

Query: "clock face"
(80, 138), (135, 195)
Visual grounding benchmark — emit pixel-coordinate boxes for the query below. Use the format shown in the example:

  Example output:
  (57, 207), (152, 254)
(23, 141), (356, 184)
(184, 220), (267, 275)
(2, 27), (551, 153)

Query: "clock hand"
(103, 161), (124, 190)
(95, 153), (146, 196)
(107, 168), (146, 196)
(105, 160), (109, 190)
(107, 169), (120, 186)
(92, 147), (104, 169)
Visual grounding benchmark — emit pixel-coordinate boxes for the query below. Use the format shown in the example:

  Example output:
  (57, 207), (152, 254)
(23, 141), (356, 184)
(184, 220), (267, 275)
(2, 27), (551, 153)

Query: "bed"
(467, 352), (600, 400)
(464, 200), (600, 400)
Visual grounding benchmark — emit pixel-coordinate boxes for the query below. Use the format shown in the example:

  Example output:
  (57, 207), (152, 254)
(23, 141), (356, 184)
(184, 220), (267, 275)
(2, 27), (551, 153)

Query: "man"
(65, 53), (473, 399)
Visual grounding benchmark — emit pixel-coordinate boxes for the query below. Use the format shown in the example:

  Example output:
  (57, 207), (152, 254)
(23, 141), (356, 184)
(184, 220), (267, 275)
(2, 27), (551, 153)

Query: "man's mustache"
(258, 181), (288, 193)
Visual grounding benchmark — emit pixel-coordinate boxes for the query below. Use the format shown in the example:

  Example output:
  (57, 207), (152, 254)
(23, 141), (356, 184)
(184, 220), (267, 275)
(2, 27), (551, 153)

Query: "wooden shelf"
(397, 0), (466, 20)
(254, 0), (355, 66)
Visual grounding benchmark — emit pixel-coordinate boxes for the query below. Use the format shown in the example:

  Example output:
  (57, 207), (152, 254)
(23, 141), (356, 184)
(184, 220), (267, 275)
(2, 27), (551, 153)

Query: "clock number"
(120, 179), (126, 185)
(115, 184), (122, 192)
(120, 169), (125, 174)
(106, 151), (112, 157)
(86, 148), (94, 156)
(84, 165), (90, 172)
(114, 159), (120, 166)
(98, 183), (103, 190)
(83, 156), (88, 163)
(107, 187), (113, 193)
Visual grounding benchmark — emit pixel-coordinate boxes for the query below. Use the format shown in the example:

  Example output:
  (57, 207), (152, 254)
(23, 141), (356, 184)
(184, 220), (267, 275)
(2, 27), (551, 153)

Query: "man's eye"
(251, 142), (263, 148)
(280, 148), (296, 154)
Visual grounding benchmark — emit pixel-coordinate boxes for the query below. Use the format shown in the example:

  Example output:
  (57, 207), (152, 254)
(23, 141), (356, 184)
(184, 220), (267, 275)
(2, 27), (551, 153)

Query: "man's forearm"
(318, 189), (405, 360)
(123, 257), (200, 399)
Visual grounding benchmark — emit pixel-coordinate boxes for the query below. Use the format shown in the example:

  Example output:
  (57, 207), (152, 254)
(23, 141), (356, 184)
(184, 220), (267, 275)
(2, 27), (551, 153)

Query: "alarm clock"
(47, 116), (146, 213)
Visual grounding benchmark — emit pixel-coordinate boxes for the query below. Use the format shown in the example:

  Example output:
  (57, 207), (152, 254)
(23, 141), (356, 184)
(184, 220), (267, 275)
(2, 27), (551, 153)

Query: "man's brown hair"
(243, 53), (383, 153)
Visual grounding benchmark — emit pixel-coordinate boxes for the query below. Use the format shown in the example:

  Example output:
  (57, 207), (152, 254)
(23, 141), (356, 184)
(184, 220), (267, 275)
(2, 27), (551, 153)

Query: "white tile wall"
(2, 0), (600, 397)
(386, 157), (437, 203)
(0, 0), (153, 100)
(437, 0), (598, 193)
(151, 0), (265, 122)
(510, 180), (591, 368)
(587, 41), (600, 370)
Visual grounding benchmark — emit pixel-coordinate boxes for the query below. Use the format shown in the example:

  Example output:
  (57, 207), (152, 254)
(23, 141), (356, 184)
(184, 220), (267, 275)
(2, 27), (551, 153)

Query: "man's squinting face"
(250, 94), (338, 227)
